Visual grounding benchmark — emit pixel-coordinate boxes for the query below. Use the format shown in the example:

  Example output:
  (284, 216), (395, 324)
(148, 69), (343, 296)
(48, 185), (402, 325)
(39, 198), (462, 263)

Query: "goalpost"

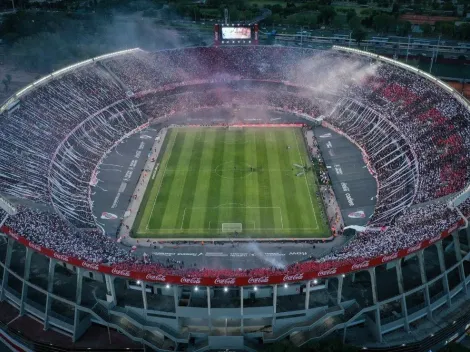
(222, 223), (243, 233)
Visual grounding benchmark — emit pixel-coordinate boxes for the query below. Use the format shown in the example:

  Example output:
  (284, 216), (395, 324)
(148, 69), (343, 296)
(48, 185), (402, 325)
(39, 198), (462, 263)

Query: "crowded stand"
(325, 98), (418, 225)
(0, 46), (469, 282)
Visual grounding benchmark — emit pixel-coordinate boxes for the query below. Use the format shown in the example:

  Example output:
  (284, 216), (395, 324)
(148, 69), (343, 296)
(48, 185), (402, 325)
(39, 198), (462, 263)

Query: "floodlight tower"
(449, 187), (470, 228)
(0, 196), (17, 229)
(224, 8), (229, 26)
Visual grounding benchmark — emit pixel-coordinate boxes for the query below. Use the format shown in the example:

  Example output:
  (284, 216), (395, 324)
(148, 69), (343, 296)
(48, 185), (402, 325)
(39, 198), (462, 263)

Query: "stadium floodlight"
(450, 185), (470, 208)
(224, 287), (228, 292)
(0, 196), (17, 216)
(284, 284), (288, 288)
(253, 286), (258, 291)
(194, 286), (199, 292)
(136, 280), (141, 285)
(313, 279), (318, 285)
(165, 284), (170, 289)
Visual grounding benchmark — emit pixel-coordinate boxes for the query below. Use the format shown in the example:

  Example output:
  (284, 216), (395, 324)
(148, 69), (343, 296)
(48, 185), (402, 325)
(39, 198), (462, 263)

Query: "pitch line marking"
(181, 208), (187, 229)
(142, 227), (319, 232)
(146, 129), (176, 231)
(170, 206), (285, 231)
(279, 208), (284, 229)
(293, 130), (319, 230)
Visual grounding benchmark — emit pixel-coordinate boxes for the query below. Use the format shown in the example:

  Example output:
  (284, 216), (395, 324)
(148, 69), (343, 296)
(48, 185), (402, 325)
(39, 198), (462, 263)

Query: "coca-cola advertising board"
(0, 218), (464, 286)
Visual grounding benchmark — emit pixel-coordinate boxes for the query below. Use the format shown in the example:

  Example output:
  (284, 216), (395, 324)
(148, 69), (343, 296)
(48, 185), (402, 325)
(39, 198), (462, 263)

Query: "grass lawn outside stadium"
(133, 127), (330, 239)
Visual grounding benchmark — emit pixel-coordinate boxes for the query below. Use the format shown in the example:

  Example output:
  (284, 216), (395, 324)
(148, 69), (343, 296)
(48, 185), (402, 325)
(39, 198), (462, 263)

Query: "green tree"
(349, 16), (361, 30)
(206, 0), (222, 8)
(457, 23), (470, 39)
(421, 23), (432, 36)
(272, 13), (282, 24)
(318, 6), (336, 25)
(2, 74), (11, 92)
(346, 9), (357, 22)
(352, 26), (367, 44)
(439, 342), (470, 352)
(397, 20), (412, 36)
(435, 21), (455, 36)
(373, 13), (395, 33)
(271, 4), (283, 14)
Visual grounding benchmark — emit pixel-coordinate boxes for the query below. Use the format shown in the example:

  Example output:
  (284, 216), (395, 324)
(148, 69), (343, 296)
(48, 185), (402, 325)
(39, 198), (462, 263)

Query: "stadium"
(0, 44), (470, 352)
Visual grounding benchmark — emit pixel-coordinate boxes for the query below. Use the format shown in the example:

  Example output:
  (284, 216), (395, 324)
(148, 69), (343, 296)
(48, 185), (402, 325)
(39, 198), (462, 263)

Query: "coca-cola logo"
(111, 268), (131, 277)
(81, 261), (99, 271)
(180, 277), (201, 284)
(214, 278), (236, 285)
(282, 273), (304, 282)
(429, 235), (442, 244)
(53, 253), (69, 262)
(247, 276), (270, 284)
(351, 261), (370, 271)
(28, 243), (42, 252)
(318, 268), (337, 277)
(381, 253), (398, 263)
(145, 274), (166, 282)
(407, 243), (422, 254)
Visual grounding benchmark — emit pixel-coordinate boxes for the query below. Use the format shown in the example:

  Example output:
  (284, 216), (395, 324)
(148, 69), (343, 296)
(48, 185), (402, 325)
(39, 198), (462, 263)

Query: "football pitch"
(133, 127), (329, 239)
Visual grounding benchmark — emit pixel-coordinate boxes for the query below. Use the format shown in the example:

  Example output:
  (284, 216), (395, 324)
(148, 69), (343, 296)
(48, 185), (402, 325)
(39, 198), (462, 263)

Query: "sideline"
(120, 128), (167, 245)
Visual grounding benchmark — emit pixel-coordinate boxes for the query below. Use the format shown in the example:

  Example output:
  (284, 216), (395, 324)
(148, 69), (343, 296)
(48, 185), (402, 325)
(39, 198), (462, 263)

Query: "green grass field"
(133, 127), (329, 239)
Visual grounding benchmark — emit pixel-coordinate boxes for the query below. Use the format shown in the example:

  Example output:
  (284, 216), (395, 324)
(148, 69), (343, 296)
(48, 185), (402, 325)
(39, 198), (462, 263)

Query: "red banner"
(0, 219), (465, 286)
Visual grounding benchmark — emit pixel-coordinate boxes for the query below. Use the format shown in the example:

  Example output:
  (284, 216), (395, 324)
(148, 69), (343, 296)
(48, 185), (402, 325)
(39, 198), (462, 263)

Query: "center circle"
(215, 162), (254, 179)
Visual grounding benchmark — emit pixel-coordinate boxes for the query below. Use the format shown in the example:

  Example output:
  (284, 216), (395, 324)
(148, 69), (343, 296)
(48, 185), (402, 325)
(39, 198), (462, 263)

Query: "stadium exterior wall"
(1, 225), (470, 351)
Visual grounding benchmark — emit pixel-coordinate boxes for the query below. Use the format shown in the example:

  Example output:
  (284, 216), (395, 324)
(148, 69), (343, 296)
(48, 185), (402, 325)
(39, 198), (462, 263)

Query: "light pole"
(406, 35), (411, 63)
(349, 31), (352, 48)
(430, 34), (441, 74)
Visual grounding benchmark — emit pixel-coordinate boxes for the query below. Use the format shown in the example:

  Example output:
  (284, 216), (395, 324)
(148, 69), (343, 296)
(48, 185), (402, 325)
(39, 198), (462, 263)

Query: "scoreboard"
(214, 24), (259, 45)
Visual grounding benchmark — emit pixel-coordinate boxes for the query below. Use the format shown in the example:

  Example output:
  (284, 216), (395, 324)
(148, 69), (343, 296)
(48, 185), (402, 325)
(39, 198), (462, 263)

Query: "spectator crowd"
(0, 46), (469, 279)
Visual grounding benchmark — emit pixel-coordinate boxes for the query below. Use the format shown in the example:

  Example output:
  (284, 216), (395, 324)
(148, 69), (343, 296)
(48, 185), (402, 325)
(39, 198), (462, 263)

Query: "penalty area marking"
(176, 206), (284, 231)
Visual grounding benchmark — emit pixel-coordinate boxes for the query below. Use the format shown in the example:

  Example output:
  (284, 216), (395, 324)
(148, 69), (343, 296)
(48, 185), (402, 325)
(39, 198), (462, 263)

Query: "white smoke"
(245, 241), (287, 269)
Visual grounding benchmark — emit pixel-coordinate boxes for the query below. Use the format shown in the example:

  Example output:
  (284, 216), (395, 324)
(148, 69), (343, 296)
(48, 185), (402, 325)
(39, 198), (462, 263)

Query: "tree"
(373, 13), (395, 33)
(435, 21), (455, 36)
(397, 20), (412, 36)
(378, 0), (389, 7)
(352, 26), (367, 44)
(458, 22), (470, 39)
(2, 74), (11, 92)
(439, 342), (470, 352)
(271, 4), (283, 14)
(348, 16), (361, 30)
(346, 9), (357, 22)
(421, 23), (432, 36)
(272, 13), (282, 24)
(318, 6), (336, 25)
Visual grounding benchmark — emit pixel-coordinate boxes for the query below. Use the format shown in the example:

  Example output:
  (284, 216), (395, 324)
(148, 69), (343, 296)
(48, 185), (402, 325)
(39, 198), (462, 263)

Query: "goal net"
(222, 223), (243, 233)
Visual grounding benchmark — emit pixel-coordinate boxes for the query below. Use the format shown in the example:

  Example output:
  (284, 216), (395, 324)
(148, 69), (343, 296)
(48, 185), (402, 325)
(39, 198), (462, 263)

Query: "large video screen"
(221, 27), (251, 40)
